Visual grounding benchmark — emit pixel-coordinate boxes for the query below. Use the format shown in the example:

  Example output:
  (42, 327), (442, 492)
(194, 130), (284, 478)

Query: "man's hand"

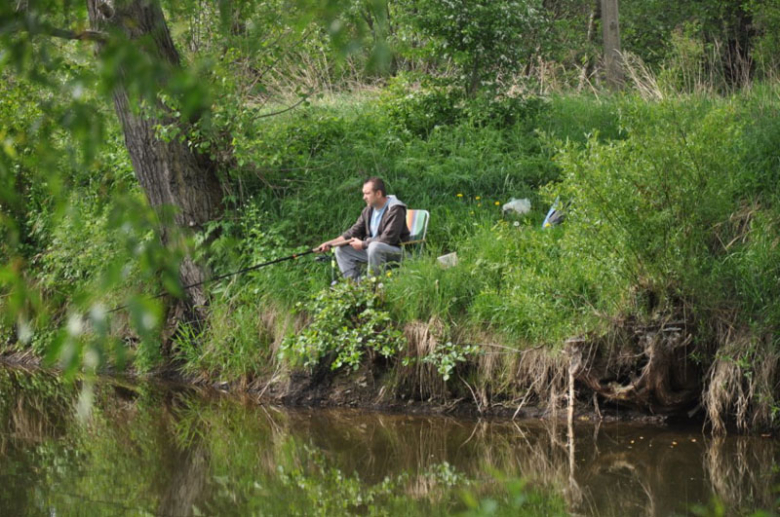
(316, 237), (354, 253)
(350, 238), (364, 251)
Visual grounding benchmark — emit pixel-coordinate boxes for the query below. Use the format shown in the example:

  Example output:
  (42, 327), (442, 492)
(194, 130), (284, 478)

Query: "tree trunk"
(577, 2), (597, 92)
(87, 0), (223, 326)
(600, 0), (623, 89)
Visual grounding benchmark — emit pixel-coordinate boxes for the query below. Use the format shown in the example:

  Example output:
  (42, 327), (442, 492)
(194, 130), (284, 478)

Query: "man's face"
(362, 182), (382, 208)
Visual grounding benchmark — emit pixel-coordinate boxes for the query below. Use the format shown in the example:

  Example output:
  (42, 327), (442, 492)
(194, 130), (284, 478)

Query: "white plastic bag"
(437, 252), (458, 269)
(502, 198), (531, 215)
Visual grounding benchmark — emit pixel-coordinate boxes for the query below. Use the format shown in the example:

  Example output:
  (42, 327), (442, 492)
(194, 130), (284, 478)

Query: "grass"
(218, 84), (780, 429)
(18, 78), (780, 431)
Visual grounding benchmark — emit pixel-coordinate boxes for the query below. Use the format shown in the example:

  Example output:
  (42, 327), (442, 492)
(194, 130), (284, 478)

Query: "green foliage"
(0, 69), (174, 370)
(0, 0), (395, 375)
(4, 0), (780, 428)
(655, 23), (715, 93)
(214, 90), (559, 264)
(403, 340), (480, 381)
(378, 90), (780, 355)
(555, 99), (746, 306)
(619, 0), (693, 67)
(172, 293), (285, 381)
(464, 219), (617, 345)
(542, 94), (624, 144)
(532, 91), (780, 340)
(401, 0), (549, 94)
(386, 256), (484, 323)
(749, 0), (780, 76)
(380, 78), (465, 137)
(380, 75), (550, 137)
(281, 280), (406, 371)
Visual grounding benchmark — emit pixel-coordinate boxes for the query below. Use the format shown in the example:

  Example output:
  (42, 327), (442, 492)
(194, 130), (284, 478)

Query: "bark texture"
(600, 0), (623, 89)
(87, 0), (223, 321)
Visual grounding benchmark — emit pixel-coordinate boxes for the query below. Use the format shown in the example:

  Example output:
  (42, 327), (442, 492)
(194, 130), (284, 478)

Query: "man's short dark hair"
(364, 177), (387, 197)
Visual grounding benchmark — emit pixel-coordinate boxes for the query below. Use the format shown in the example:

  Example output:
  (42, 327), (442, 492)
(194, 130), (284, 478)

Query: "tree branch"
(3, 12), (108, 43)
(44, 26), (107, 42)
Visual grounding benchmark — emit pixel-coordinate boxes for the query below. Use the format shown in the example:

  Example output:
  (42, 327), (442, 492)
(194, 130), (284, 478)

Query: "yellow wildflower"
(494, 201), (501, 206)
(475, 196), (481, 200)
(456, 193), (463, 198)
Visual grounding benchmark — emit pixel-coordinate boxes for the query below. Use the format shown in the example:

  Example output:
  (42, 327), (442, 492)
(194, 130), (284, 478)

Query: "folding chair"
(401, 209), (430, 258)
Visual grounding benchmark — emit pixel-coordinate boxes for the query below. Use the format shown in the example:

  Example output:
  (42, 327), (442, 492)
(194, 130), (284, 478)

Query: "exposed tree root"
(567, 317), (701, 416)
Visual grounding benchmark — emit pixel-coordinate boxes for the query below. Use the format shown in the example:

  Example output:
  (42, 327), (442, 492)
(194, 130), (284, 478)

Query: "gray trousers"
(335, 241), (403, 280)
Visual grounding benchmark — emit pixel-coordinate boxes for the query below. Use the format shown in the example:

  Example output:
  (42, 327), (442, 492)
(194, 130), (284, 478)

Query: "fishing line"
(108, 248), (316, 314)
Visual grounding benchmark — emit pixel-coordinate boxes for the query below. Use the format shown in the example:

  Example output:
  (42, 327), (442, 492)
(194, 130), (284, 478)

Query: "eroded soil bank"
(258, 316), (707, 427)
(3, 310), (776, 434)
(0, 335), (698, 429)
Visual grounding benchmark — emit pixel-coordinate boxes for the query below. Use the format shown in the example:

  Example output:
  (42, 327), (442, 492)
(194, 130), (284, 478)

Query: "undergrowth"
(15, 78), (780, 431)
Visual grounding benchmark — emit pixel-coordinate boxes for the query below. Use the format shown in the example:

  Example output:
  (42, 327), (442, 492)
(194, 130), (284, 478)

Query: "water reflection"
(0, 365), (777, 516)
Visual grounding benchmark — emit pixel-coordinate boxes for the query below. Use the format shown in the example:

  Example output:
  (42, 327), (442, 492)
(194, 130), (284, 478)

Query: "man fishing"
(315, 177), (410, 280)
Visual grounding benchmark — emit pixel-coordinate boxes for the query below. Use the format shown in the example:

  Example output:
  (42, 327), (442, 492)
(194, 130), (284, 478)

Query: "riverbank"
(0, 346), (692, 428)
(194, 86), (780, 433)
(4, 84), (780, 433)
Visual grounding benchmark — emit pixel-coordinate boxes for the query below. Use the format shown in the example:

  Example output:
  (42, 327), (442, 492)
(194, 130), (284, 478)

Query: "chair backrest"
(405, 209), (430, 254)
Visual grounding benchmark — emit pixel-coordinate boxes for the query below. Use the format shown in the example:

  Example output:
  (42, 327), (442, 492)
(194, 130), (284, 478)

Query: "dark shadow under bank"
(259, 315), (721, 431)
(0, 344), (718, 433)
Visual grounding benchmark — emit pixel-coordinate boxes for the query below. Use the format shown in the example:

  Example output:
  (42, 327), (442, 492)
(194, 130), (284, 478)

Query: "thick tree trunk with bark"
(86, 0), (223, 327)
(600, 0), (623, 89)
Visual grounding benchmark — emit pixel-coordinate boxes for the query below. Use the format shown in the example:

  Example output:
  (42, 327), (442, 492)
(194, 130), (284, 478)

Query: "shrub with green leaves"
(380, 78), (465, 137)
(401, 0), (550, 95)
(381, 91), (780, 356)
(553, 99), (744, 307)
(281, 280), (406, 371)
(403, 341), (480, 381)
(379, 75), (551, 137)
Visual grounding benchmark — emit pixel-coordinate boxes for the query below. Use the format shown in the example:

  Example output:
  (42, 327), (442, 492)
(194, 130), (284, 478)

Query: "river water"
(0, 365), (777, 516)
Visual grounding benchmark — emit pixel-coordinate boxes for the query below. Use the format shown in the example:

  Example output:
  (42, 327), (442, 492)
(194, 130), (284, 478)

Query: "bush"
(281, 280), (406, 371)
(380, 76), (552, 137)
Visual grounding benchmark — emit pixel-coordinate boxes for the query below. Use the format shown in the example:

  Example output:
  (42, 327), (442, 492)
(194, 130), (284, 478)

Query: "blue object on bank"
(542, 197), (564, 228)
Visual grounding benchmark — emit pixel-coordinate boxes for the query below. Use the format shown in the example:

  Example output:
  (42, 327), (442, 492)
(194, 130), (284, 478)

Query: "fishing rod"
(108, 248), (317, 314)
